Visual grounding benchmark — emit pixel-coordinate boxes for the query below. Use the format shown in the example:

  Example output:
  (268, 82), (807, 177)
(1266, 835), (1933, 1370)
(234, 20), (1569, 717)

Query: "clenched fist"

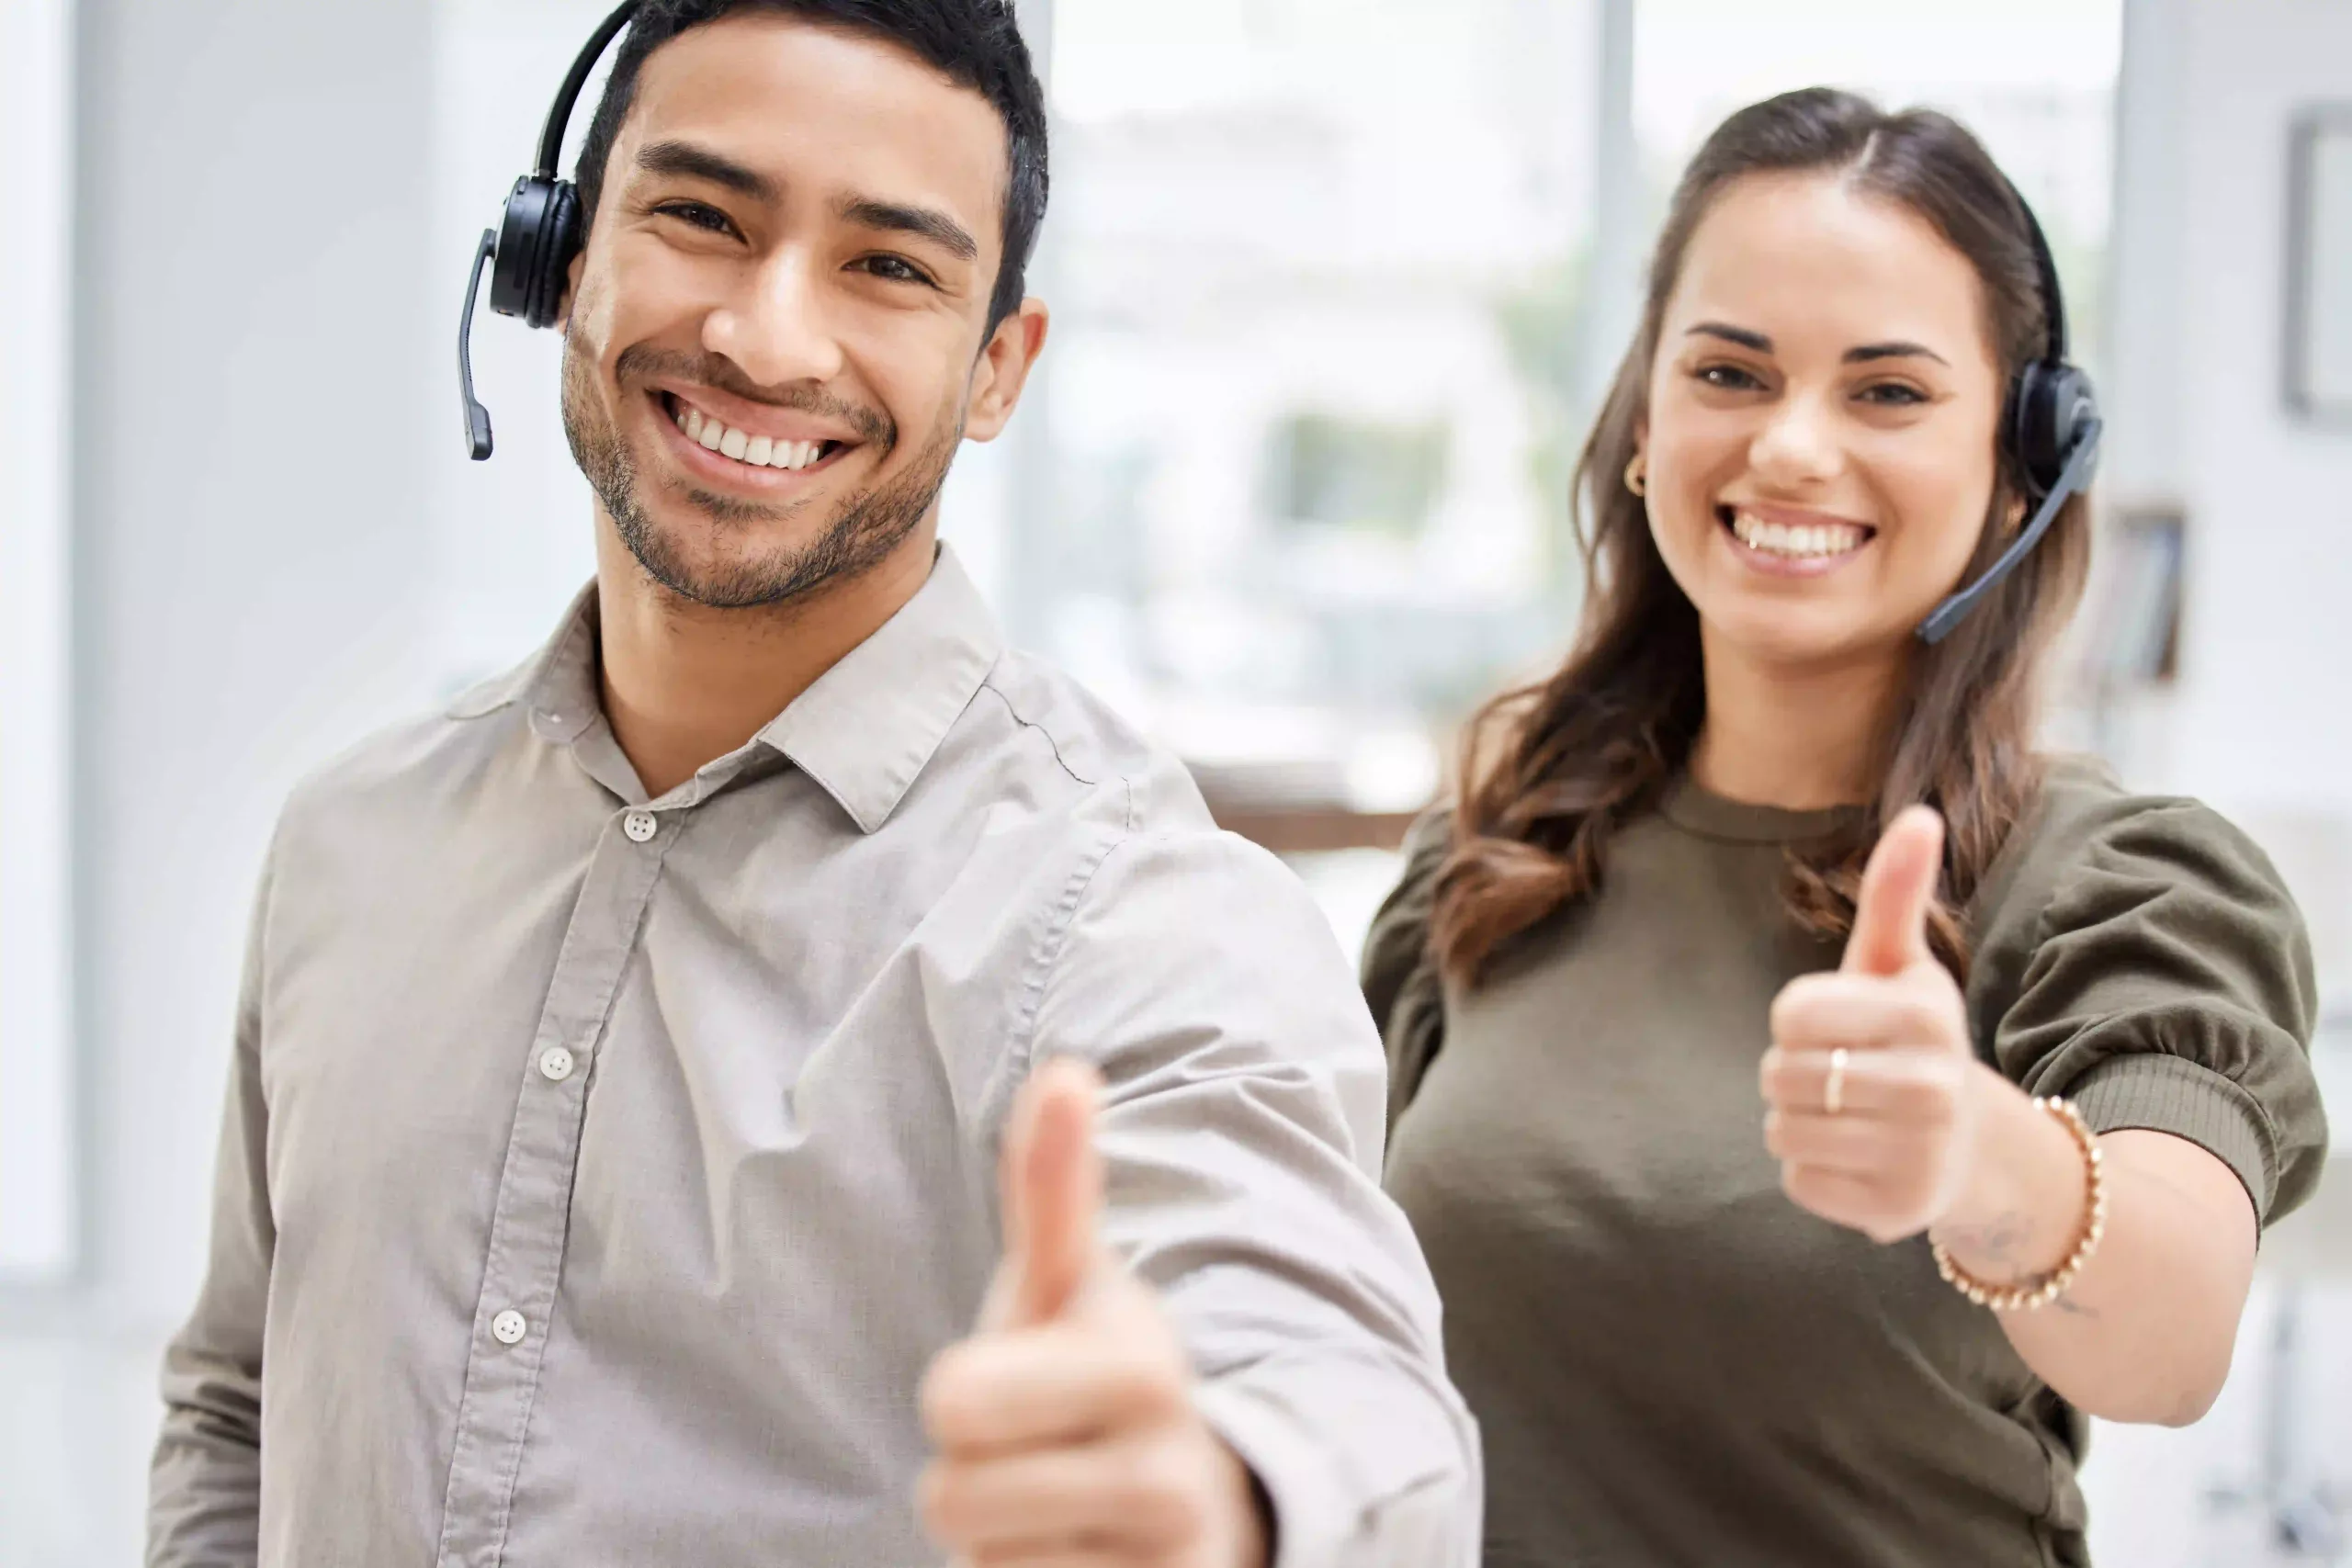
(1759, 807), (1986, 1245)
(917, 1056), (1272, 1568)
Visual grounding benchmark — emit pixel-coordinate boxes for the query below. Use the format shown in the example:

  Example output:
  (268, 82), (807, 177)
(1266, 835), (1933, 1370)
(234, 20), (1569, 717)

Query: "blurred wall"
(0, 0), (442, 1561)
(2083, 7), (2352, 1562)
(0, 0), (78, 1282)
(2106, 0), (2352, 977)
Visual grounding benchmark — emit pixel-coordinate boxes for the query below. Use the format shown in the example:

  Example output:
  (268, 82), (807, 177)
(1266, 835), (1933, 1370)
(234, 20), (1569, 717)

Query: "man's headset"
(458, 0), (640, 461)
(455, 8), (2097, 648)
(1916, 179), (2103, 644)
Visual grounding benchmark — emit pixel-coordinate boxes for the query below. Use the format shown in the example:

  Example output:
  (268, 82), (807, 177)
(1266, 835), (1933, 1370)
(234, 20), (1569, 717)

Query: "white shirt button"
(491, 1309), (528, 1346)
(623, 810), (658, 843)
(538, 1046), (574, 1083)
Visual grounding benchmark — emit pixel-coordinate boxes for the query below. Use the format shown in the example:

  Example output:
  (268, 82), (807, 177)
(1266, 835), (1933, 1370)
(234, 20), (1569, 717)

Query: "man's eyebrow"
(1843, 340), (1951, 367)
(1687, 321), (1771, 352)
(634, 139), (776, 204)
(835, 196), (979, 262)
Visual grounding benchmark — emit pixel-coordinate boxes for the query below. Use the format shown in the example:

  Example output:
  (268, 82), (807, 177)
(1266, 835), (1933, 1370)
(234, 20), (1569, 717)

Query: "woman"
(1367, 88), (2327, 1566)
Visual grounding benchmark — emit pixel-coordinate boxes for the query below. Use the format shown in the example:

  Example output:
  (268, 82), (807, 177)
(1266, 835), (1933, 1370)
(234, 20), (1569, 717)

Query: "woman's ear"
(1623, 429), (1651, 499)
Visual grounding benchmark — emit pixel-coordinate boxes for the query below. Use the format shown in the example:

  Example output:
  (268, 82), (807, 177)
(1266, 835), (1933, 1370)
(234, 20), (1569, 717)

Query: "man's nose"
(701, 251), (846, 389)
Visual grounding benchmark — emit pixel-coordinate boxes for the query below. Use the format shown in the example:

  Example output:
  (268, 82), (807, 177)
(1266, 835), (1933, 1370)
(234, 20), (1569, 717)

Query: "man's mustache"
(614, 344), (895, 450)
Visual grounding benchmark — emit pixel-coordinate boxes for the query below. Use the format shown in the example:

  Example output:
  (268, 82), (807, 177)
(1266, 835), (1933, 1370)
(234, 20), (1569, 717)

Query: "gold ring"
(1825, 1048), (1849, 1117)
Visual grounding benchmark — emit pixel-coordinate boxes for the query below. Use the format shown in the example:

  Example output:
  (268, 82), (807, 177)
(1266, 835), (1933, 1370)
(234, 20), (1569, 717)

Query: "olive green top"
(1366, 757), (2328, 1568)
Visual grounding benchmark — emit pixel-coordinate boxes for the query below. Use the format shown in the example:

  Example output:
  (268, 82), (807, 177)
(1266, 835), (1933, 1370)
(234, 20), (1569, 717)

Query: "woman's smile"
(1715, 501), (1878, 577)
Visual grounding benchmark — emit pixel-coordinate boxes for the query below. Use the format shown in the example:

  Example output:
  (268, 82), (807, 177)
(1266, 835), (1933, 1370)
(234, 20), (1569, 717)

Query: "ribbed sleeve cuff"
(2066, 1052), (2278, 1224)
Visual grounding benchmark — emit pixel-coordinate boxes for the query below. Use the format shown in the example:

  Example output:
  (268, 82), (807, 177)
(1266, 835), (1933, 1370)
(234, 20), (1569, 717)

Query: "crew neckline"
(1657, 774), (1865, 845)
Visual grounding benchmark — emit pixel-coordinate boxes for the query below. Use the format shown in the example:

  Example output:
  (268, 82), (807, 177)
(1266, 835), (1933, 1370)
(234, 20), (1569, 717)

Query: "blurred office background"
(3, 0), (2348, 1561)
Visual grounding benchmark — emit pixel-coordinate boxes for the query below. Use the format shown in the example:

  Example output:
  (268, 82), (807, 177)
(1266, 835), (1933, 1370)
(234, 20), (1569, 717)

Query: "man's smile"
(649, 387), (865, 487)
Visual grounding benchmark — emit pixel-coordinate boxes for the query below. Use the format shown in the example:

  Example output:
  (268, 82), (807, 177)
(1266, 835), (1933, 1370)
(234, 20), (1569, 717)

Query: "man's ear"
(557, 250), (586, 333)
(963, 299), (1051, 443)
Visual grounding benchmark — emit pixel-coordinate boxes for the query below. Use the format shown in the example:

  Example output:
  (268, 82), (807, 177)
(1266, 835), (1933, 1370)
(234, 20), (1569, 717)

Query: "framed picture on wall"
(2081, 502), (2186, 689)
(2286, 106), (2352, 422)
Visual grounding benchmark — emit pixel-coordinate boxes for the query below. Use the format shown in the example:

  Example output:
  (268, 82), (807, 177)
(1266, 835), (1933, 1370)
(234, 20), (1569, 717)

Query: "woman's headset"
(1915, 179), (2104, 644)
(457, 1), (640, 461)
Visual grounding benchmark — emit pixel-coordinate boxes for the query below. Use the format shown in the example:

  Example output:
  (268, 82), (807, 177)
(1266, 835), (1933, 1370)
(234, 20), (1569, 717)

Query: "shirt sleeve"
(1978, 795), (2329, 1228)
(1022, 822), (1482, 1568)
(147, 843), (278, 1567)
(1360, 807), (1453, 1138)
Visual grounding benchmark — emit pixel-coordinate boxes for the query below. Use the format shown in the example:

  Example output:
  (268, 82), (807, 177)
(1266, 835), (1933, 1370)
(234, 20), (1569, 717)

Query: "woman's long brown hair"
(1432, 88), (2092, 988)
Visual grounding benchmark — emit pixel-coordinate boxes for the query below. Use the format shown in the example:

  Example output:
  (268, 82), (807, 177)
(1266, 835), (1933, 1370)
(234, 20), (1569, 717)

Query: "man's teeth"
(675, 402), (829, 471)
(1730, 510), (1868, 559)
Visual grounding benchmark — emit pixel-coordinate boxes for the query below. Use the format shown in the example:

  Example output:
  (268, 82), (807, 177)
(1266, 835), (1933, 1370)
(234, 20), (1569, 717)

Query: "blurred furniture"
(1204, 798), (1421, 855)
(2287, 106), (2352, 421)
(2084, 502), (2186, 687)
(1188, 756), (1430, 856)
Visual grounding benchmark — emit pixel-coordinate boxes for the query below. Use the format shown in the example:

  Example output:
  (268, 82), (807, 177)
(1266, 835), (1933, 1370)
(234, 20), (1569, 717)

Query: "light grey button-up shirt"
(149, 545), (1479, 1568)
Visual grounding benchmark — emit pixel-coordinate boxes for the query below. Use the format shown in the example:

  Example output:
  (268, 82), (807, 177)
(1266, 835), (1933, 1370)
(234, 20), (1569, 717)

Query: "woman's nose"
(1747, 389), (1845, 487)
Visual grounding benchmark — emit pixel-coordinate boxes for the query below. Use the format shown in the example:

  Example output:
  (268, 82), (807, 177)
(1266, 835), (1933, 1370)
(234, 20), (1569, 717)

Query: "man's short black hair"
(574, 0), (1048, 332)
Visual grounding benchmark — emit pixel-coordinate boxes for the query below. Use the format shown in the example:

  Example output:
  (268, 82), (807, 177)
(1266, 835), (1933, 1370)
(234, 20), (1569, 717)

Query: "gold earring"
(1624, 453), (1646, 497)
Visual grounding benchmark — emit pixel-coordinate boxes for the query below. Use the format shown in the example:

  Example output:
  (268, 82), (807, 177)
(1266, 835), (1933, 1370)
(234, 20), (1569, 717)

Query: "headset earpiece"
(540, 184), (583, 324)
(489, 175), (582, 331)
(2006, 358), (2098, 501)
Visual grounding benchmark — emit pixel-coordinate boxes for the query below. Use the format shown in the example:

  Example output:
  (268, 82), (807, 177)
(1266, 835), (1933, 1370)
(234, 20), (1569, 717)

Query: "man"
(146, 4), (1479, 1566)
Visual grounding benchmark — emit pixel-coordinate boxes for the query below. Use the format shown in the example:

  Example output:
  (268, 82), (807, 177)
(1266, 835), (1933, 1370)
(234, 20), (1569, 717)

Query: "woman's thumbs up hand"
(917, 1056), (1272, 1568)
(1759, 807), (1988, 1245)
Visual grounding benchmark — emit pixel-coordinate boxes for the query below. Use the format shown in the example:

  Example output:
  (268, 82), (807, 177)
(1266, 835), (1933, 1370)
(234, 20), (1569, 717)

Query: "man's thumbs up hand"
(984, 1055), (1104, 1332)
(918, 1057), (1272, 1568)
(1759, 807), (1990, 1244)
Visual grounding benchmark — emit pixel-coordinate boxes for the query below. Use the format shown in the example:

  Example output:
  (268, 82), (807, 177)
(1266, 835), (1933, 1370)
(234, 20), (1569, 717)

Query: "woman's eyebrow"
(1686, 321), (1771, 352)
(1844, 340), (1951, 367)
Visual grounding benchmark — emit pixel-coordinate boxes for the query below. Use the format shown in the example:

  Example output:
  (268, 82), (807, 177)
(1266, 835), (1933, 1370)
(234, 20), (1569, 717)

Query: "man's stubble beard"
(560, 333), (960, 612)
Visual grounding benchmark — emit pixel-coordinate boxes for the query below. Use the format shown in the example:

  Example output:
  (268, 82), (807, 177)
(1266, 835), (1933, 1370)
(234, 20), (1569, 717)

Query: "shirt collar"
(754, 542), (1002, 834)
(447, 579), (600, 740)
(464, 545), (1003, 833)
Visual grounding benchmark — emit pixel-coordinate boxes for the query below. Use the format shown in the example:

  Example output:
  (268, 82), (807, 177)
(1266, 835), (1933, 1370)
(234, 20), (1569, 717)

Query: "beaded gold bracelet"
(1930, 1096), (2109, 1313)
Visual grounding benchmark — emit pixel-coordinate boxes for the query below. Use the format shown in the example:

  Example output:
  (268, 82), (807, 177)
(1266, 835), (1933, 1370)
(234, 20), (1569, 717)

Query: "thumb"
(993, 1055), (1104, 1329)
(1842, 806), (1946, 976)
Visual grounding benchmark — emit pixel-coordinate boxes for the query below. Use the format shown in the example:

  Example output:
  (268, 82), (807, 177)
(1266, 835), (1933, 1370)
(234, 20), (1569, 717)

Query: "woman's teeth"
(673, 401), (829, 471)
(1730, 510), (1869, 559)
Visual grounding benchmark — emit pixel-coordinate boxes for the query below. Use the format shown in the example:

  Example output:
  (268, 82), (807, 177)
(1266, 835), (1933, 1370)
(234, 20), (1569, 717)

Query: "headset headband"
(2005, 174), (2068, 366)
(538, 1), (639, 181)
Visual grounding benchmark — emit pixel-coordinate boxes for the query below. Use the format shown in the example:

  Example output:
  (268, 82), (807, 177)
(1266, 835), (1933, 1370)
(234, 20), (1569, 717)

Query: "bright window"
(1633, 0), (2125, 378)
(1021, 0), (1604, 819)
